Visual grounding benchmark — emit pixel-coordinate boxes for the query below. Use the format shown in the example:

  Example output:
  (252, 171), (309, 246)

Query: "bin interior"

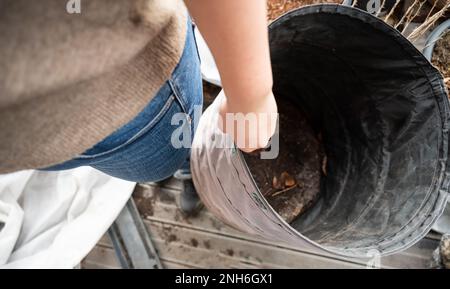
(267, 7), (446, 250)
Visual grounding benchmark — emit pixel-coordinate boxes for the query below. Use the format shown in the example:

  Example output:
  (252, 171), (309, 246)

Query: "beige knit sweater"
(0, 0), (188, 173)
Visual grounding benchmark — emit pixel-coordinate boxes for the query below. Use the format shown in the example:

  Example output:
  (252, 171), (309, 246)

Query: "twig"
(376, 0), (387, 17)
(263, 188), (273, 197)
(425, 0), (440, 21)
(408, 4), (450, 41)
(322, 155), (328, 176)
(402, 0), (427, 35)
(271, 184), (297, 197)
(384, 0), (402, 26)
(395, 0), (420, 29)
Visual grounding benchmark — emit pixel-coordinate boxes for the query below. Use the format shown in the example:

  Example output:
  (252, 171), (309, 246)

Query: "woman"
(0, 0), (277, 215)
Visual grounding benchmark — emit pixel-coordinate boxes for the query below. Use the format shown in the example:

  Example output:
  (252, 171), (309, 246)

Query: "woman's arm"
(184, 0), (272, 103)
(185, 0), (277, 152)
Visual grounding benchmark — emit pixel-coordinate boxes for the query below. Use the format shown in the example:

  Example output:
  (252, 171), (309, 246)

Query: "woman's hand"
(218, 90), (278, 153)
(185, 0), (276, 152)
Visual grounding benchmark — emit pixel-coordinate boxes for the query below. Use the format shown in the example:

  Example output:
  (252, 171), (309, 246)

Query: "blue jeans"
(43, 20), (203, 183)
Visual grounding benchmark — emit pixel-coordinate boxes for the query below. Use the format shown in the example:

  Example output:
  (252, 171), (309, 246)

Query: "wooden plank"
(93, 232), (283, 269)
(93, 229), (362, 269)
(82, 244), (121, 269)
(143, 199), (364, 268)
(92, 222), (363, 268)
(85, 182), (438, 269)
(82, 242), (197, 269)
(148, 221), (364, 269)
(133, 183), (437, 268)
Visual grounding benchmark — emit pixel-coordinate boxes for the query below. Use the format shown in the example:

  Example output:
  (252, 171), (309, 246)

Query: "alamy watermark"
(366, 249), (381, 269)
(66, 0), (81, 14)
(170, 105), (280, 160)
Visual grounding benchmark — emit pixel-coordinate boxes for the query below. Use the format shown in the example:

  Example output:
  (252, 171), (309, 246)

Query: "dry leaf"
(280, 171), (296, 187)
(272, 176), (282, 190)
(322, 155), (328, 176)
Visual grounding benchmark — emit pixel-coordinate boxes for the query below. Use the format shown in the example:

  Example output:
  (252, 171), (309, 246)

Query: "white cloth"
(0, 167), (135, 269)
(194, 28), (221, 87)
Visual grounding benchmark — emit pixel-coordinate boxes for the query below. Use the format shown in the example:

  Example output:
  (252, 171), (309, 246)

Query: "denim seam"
(75, 94), (176, 159)
(191, 23), (202, 63)
(168, 79), (189, 116)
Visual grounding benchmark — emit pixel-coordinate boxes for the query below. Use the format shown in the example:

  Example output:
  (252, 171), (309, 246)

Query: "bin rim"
(192, 4), (450, 258)
(262, 4), (450, 256)
(270, 4), (442, 73)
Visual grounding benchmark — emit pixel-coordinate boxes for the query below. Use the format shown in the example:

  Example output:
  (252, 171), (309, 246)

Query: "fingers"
(217, 92), (278, 153)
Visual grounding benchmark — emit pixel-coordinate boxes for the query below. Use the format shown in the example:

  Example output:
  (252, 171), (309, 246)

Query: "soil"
(441, 234), (450, 269)
(202, 83), (325, 223)
(431, 30), (450, 93)
(133, 185), (156, 218)
(190, 238), (199, 247)
(202, 81), (221, 109)
(243, 98), (325, 224)
(267, 0), (341, 21)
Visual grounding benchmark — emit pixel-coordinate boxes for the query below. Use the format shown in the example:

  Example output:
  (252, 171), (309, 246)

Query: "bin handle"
(423, 19), (450, 61)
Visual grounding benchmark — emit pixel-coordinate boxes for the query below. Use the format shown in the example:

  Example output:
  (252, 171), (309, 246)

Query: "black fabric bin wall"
(191, 4), (450, 257)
